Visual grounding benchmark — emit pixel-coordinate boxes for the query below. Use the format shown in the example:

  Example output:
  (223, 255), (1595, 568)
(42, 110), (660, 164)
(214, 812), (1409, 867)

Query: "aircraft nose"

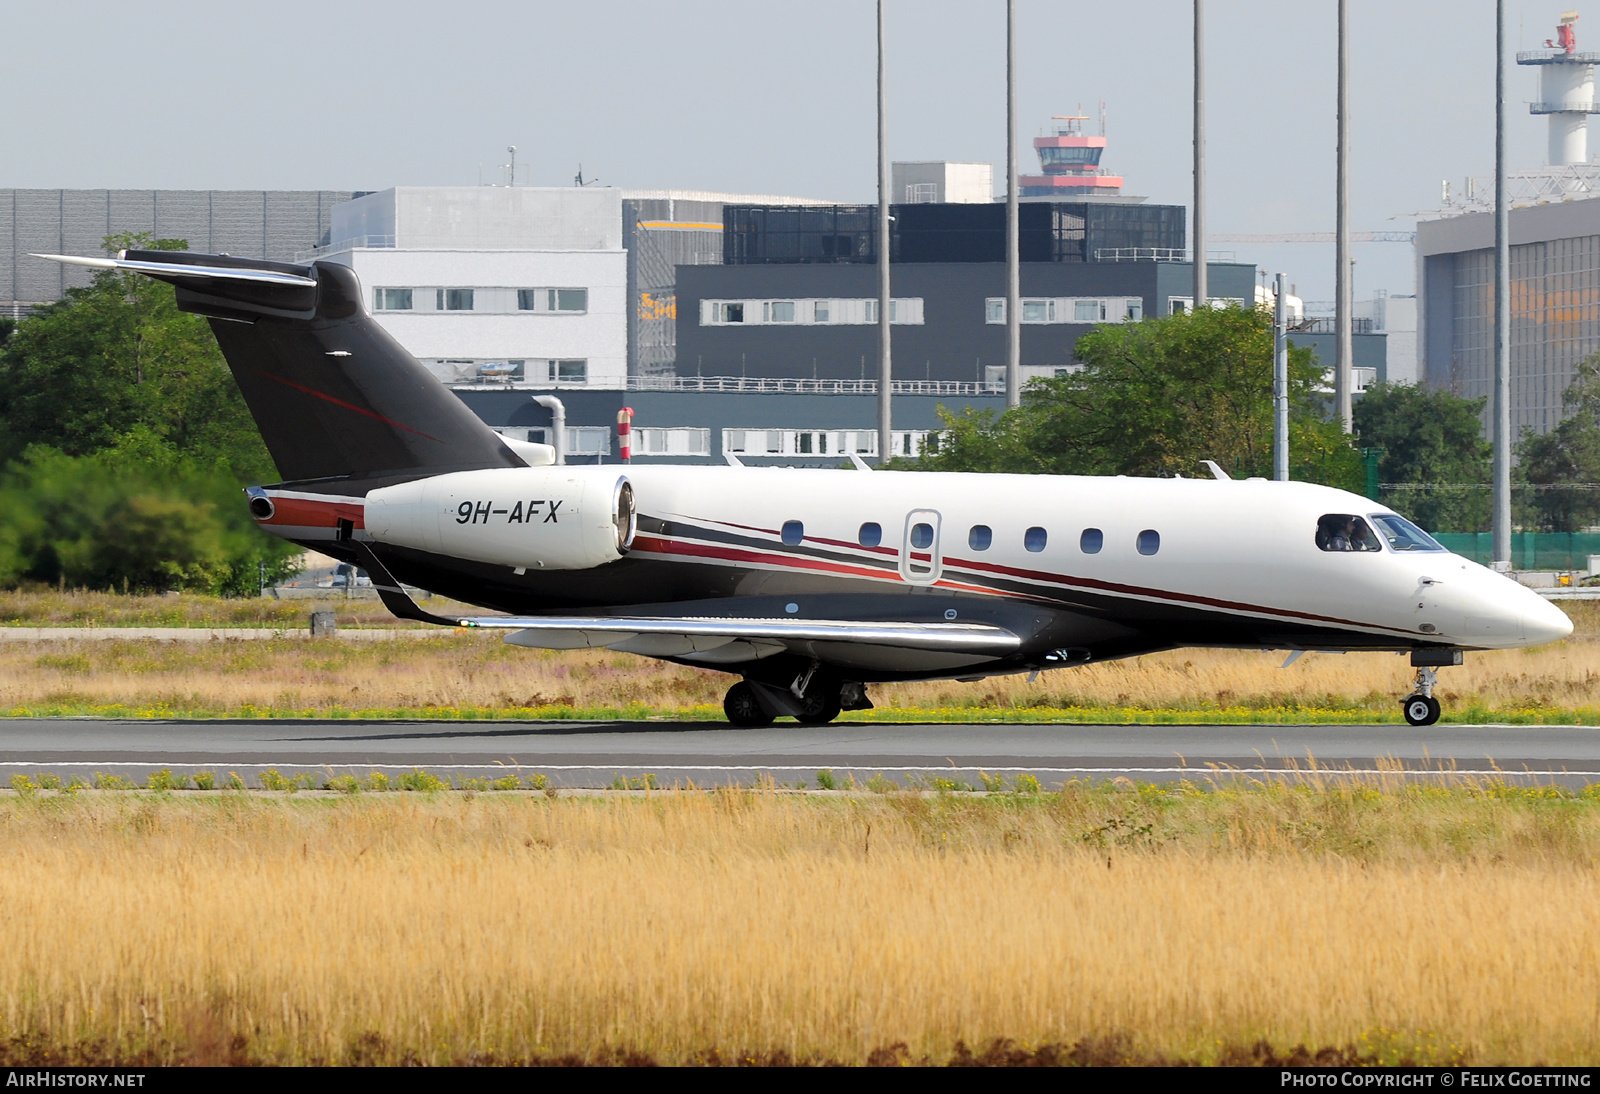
(1524, 593), (1574, 646)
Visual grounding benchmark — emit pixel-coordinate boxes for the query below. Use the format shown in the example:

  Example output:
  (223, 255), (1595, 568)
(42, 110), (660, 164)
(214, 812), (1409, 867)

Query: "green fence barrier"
(1432, 532), (1600, 571)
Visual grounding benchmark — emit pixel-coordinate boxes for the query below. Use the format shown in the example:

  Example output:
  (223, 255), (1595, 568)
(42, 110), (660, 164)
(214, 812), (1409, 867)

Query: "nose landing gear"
(1400, 649), (1463, 727)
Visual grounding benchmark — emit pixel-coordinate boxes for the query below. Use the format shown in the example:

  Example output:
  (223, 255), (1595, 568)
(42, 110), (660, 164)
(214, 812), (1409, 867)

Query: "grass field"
(0, 592), (1594, 723)
(1, 784), (1597, 1066)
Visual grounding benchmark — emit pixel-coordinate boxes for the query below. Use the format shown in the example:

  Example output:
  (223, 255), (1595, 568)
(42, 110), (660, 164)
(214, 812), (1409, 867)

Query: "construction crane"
(1208, 231), (1416, 243)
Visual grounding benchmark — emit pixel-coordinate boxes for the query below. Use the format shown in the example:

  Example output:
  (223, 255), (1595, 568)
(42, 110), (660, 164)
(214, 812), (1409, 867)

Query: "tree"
(918, 303), (1364, 490)
(0, 234), (275, 482)
(1352, 382), (1491, 532)
(1516, 350), (1600, 532)
(0, 431), (299, 595)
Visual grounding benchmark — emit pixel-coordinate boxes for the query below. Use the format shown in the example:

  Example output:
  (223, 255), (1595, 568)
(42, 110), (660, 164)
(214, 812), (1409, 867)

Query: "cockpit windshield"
(1368, 513), (1446, 552)
(1316, 514), (1381, 552)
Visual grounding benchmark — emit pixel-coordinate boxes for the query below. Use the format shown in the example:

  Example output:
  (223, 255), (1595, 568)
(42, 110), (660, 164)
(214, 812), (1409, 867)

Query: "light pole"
(1334, 0), (1353, 433)
(1192, 0), (1206, 310)
(1005, 0), (1021, 409)
(876, 0), (893, 462)
(1493, 0), (1511, 569)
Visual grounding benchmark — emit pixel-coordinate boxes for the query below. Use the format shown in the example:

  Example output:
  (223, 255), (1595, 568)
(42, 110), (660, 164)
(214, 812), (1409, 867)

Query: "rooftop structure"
(1517, 11), (1600, 166)
(890, 162), (994, 204)
(1018, 111), (1125, 199)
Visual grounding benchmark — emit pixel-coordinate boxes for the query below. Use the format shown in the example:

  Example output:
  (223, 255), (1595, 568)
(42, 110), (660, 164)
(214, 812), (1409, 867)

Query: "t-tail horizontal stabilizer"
(30, 249), (523, 485)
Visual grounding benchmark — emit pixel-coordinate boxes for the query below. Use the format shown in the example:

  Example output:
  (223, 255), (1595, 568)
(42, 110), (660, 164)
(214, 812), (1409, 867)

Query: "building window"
(1126, 300), (1143, 321)
(566, 427), (611, 456)
(1168, 296), (1192, 315)
(517, 289), (539, 311)
(553, 288), (587, 312)
(634, 428), (711, 457)
(1022, 299), (1050, 323)
(986, 298), (1005, 324)
(906, 182), (938, 203)
(702, 297), (922, 326)
(439, 288), (474, 311)
(1074, 299), (1099, 322)
(549, 359), (587, 383)
(374, 288), (412, 311)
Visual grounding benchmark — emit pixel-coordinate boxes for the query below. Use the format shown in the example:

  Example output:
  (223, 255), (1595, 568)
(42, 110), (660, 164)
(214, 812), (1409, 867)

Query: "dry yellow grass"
(0, 607), (1595, 721)
(2, 787), (1598, 1065)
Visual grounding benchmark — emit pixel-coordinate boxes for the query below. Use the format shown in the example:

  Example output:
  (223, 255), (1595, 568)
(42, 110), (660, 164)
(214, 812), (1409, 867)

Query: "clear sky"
(3, 0), (1576, 301)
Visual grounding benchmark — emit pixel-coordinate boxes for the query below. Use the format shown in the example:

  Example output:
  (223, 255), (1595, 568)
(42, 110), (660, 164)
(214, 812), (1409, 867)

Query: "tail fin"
(34, 249), (522, 485)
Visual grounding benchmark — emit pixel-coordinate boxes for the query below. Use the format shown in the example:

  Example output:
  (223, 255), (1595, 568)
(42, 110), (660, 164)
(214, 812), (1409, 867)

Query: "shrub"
(815, 769), (836, 791)
(363, 772), (391, 793)
(1013, 774), (1042, 795)
(192, 771), (215, 790)
(146, 768), (186, 791)
(399, 769), (446, 793)
(323, 775), (360, 795)
(979, 771), (1006, 792)
(92, 771), (133, 790)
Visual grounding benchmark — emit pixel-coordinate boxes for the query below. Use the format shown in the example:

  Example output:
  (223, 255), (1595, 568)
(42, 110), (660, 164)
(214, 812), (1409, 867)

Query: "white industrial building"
(316, 186), (629, 389)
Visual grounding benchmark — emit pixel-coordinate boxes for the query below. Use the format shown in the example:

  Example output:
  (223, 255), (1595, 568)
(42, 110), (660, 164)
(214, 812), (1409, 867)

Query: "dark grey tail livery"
(34, 249), (522, 486)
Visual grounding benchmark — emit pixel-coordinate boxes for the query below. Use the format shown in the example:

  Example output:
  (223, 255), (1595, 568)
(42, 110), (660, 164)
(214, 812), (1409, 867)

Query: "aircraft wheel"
(795, 686), (842, 726)
(724, 682), (774, 728)
(1401, 694), (1441, 727)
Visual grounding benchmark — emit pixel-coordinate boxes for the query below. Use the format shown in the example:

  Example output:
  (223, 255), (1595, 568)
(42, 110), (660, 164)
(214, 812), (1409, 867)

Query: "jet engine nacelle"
(364, 467), (635, 570)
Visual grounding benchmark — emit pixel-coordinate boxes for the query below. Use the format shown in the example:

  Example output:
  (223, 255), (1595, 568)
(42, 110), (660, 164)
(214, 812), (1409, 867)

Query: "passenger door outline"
(899, 509), (943, 585)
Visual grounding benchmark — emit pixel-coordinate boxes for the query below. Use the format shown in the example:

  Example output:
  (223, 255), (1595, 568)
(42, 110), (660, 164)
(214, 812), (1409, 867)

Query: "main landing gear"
(723, 667), (871, 727)
(1400, 649), (1463, 727)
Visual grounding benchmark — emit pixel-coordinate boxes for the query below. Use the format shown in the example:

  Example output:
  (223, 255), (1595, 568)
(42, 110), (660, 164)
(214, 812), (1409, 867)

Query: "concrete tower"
(1519, 12), (1600, 166)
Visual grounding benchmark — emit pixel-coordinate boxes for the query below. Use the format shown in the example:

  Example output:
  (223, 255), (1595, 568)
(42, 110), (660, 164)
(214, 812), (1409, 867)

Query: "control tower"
(1518, 11), (1600, 166)
(1018, 110), (1125, 198)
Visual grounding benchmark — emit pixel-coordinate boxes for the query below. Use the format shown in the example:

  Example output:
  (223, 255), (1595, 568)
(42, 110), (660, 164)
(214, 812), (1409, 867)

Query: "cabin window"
(1024, 527), (1047, 553)
(1369, 514), (1446, 552)
(1080, 528), (1103, 554)
(910, 523), (934, 549)
(969, 525), (992, 551)
(1137, 529), (1160, 556)
(1316, 514), (1382, 553)
(858, 522), (882, 547)
(781, 521), (804, 546)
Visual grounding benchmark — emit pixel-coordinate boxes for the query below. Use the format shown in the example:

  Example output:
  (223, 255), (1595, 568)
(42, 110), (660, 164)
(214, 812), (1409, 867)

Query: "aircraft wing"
(351, 542), (1019, 664)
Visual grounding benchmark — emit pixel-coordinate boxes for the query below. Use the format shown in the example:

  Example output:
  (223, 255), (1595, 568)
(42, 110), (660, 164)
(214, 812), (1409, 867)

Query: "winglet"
(724, 452), (745, 468)
(1202, 460), (1230, 481)
(849, 454), (873, 472)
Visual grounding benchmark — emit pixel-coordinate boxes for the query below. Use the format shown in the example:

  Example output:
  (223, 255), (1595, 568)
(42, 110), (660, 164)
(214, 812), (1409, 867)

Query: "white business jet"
(35, 249), (1572, 727)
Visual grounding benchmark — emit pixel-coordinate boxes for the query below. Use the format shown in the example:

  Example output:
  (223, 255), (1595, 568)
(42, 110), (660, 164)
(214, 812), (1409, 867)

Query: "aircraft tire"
(724, 682), (775, 728)
(1401, 694), (1441, 727)
(795, 687), (843, 726)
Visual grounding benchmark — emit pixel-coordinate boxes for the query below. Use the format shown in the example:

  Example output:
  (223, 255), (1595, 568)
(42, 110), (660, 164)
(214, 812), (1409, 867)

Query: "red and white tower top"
(1517, 11), (1600, 166)
(1018, 109), (1124, 198)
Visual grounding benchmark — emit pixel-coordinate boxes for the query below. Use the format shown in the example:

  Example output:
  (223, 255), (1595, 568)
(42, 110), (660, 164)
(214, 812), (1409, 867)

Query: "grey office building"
(3, 189), (356, 317)
(1419, 196), (1600, 436)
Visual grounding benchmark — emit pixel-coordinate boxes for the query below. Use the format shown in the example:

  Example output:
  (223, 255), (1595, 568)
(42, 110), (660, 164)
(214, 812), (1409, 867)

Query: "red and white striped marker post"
(617, 407), (633, 463)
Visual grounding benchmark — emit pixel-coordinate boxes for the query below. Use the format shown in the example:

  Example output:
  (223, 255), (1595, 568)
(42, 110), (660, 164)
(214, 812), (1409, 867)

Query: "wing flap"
(486, 615), (1021, 655)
